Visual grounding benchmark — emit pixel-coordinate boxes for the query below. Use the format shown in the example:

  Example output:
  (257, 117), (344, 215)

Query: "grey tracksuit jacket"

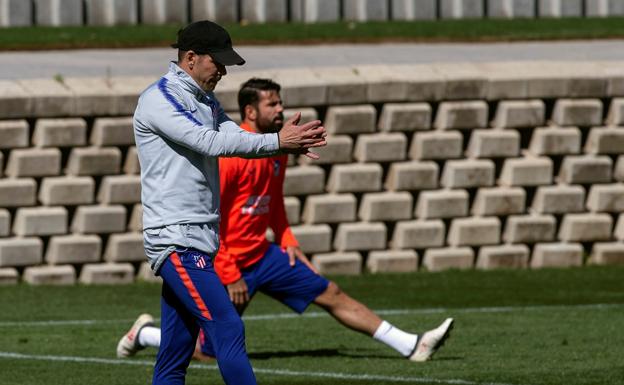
(133, 62), (280, 272)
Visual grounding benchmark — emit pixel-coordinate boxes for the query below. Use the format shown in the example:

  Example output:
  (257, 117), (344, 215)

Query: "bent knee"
(315, 281), (344, 306)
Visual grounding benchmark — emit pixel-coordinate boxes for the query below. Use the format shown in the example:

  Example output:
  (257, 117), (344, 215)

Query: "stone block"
(39, 176), (95, 206)
(333, 222), (387, 251)
(409, 131), (463, 160)
(476, 244), (529, 270)
(0, 178), (37, 207)
(5, 148), (61, 178)
(384, 161), (438, 191)
(616, 214), (624, 241)
(0, 120), (29, 149)
(85, 0), (138, 26)
(551, 99), (603, 127)
(586, 0), (624, 17)
(531, 243), (583, 268)
(241, 0), (287, 22)
(391, 219), (445, 249)
(0, 81), (31, 119)
(441, 159), (495, 189)
(378, 103), (431, 132)
(23, 265), (76, 285)
(97, 175), (141, 204)
(538, 0), (582, 17)
(317, 66), (368, 104)
(499, 157), (553, 186)
(312, 252), (362, 275)
(283, 166), (325, 196)
(415, 189), (469, 219)
(109, 76), (154, 115)
(589, 243), (624, 266)
(358, 192), (413, 222)
(124, 146), (140, 174)
(606, 98), (624, 125)
(104, 233), (145, 262)
(558, 213), (613, 242)
(0, 268), (18, 285)
(586, 184), (624, 213)
(422, 247), (474, 272)
(13, 207), (68, 236)
(66, 147), (122, 176)
(447, 217), (501, 247)
(0, 0), (32, 26)
(270, 68), (327, 107)
(326, 163), (382, 193)
(434, 101), (488, 130)
(558, 155), (612, 184)
(79, 263), (135, 284)
(531, 185), (585, 214)
(617, 156), (624, 182)
(45, 234), (102, 265)
(300, 135), (353, 165)
(284, 196), (301, 225)
(32, 118), (87, 148)
(90, 117), (135, 146)
(367, 250), (418, 273)
(487, 0), (535, 18)
(71, 205), (127, 234)
(471, 187), (526, 216)
(0, 238), (43, 267)
(491, 100), (545, 128)
(290, 0), (340, 22)
(302, 194), (357, 224)
(353, 133), (407, 163)
(466, 129), (520, 159)
(191, 0), (238, 23)
(290, 224), (332, 254)
(324, 105), (376, 135)
(283, 108), (318, 125)
(137, 262), (161, 283)
(0, 209), (9, 237)
(35, 0), (83, 26)
(358, 64), (445, 103)
(503, 214), (556, 244)
(440, 0), (483, 18)
(16, 79), (73, 118)
(128, 204), (143, 231)
(63, 77), (116, 116)
(528, 127), (581, 156)
(441, 65), (489, 100)
(344, 0), (388, 21)
(391, 0), (436, 20)
(584, 127), (624, 155)
(141, 0), (187, 24)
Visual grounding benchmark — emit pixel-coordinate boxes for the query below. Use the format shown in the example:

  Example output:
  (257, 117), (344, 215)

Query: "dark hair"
(238, 78), (281, 119)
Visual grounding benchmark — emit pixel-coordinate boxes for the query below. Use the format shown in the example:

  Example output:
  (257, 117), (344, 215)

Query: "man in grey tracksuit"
(131, 20), (326, 385)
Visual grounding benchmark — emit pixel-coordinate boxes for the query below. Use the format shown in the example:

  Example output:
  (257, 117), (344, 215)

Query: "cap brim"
(210, 49), (246, 66)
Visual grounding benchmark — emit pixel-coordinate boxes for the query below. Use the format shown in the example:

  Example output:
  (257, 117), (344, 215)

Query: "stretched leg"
(313, 281), (382, 335)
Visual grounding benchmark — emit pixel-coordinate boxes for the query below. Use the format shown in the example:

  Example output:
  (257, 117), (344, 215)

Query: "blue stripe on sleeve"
(157, 77), (203, 127)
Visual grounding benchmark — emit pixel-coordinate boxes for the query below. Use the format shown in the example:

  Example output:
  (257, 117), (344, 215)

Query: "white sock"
(137, 326), (161, 348)
(372, 320), (418, 357)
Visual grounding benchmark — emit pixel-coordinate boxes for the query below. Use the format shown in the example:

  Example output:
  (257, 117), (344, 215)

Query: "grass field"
(1, 266), (623, 385)
(4, 17), (624, 50)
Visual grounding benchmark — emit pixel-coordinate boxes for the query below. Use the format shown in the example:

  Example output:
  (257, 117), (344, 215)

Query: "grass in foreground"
(3, 17), (624, 50)
(0, 267), (623, 385)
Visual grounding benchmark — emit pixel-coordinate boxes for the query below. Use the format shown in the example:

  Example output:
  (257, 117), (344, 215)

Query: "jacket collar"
(168, 61), (208, 100)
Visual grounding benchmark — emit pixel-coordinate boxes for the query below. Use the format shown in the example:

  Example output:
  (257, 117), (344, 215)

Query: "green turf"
(4, 17), (624, 50)
(1, 266), (624, 385)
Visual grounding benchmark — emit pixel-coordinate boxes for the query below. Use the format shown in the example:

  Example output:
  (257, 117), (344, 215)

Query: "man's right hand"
(227, 278), (250, 309)
(278, 112), (327, 159)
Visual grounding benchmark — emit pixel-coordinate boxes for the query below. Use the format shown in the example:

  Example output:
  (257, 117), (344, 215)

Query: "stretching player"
(118, 78), (453, 363)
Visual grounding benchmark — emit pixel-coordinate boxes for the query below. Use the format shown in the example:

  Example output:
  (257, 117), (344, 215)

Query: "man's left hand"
(286, 246), (318, 273)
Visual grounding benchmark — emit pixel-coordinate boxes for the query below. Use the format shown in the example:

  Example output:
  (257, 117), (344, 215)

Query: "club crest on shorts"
(194, 254), (206, 269)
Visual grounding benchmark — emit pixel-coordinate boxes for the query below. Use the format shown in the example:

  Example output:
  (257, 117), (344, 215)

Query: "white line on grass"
(0, 302), (622, 328)
(0, 351), (516, 385)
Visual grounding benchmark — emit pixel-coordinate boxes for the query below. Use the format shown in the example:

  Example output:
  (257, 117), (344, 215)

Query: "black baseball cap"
(172, 20), (245, 66)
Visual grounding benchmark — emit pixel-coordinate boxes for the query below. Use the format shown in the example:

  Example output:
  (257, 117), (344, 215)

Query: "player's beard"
(258, 113), (284, 133)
